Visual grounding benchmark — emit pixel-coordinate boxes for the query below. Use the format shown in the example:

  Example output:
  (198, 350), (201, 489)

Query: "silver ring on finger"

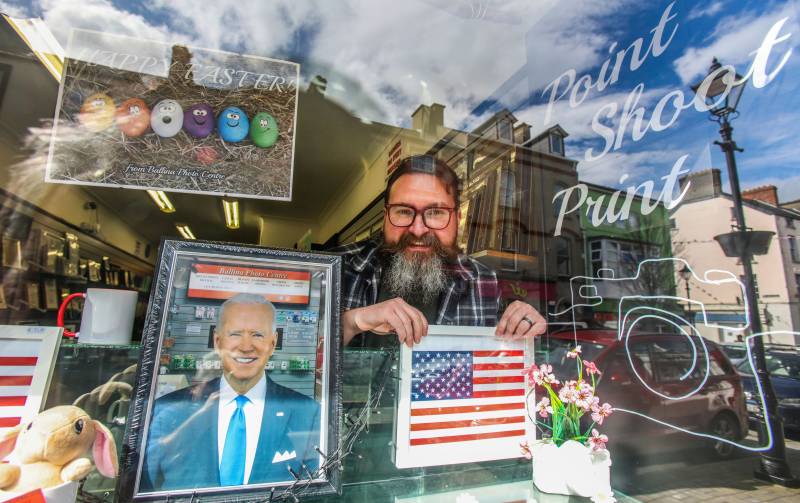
(522, 315), (534, 327)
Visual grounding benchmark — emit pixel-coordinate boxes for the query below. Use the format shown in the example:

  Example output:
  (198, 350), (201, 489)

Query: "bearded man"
(336, 155), (546, 347)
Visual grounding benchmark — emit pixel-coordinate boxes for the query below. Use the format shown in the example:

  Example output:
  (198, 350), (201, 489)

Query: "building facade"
(671, 170), (800, 344)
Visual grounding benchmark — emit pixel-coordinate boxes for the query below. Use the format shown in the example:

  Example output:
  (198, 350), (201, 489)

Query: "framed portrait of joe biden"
(118, 239), (342, 502)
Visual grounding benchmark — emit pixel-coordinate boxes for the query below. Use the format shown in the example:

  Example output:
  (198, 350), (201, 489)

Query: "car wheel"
(708, 413), (740, 459)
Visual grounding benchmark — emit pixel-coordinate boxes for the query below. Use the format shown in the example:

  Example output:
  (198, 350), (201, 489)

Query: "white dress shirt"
(217, 374), (266, 484)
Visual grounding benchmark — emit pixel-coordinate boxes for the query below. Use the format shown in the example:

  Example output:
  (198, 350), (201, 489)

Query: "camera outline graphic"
(552, 257), (751, 338)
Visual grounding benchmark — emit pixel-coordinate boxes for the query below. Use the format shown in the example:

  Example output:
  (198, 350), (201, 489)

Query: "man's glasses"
(385, 204), (455, 230)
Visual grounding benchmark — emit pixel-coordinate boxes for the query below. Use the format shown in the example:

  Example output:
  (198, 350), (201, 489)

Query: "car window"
(722, 345), (746, 360)
(645, 337), (705, 383)
(536, 337), (606, 381)
(627, 341), (655, 384)
(736, 358), (753, 375)
(765, 353), (800, 379)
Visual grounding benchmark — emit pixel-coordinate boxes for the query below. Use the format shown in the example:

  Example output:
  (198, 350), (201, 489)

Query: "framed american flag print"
(394, 326), (535, 468)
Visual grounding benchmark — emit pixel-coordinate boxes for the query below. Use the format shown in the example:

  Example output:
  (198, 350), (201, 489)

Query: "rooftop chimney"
(678, 168), (722, 203)
(742, 185), (778, 206)
(411, 103), (445, 137)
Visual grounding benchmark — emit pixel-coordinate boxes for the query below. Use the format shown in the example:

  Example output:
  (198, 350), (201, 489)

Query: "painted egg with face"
(250, 112), (279, 148)
(79, 93), (115, 132)
(150, 99), (184, 138)
(114, 98), (150, 137)
(183, 103), (214, 138)
(217, 106), (249, 143)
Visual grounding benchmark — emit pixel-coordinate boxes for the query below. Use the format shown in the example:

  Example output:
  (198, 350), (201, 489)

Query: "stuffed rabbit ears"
(92, 420), (118, 478)
(0, 425), (22, 460)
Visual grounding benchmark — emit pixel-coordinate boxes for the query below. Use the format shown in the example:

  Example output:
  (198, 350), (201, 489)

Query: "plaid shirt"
(333, 238), (500, 327)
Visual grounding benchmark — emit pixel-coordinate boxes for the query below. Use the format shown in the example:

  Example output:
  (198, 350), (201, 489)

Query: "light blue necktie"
(220, 395), (249, 486)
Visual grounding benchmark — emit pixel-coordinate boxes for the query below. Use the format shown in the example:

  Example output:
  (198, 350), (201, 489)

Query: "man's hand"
(342, 298), (429, 348)
(495, 300), (547, 339)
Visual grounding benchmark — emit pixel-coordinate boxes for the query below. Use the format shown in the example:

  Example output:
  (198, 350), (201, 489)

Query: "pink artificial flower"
(567, 345), (582, 359)
(539, 363), (559, 385)
(520, 439), (532, 460)
(591, 402), (614, 425)
(584, 360), (602, 375)
(536, 397), (553, 418)
(558, 380), (578, 404)
(522, 363), (559, 386)
(522, 363), (540, 385)
(589, 396), (600, 411)
(588, 429), (608, 451)
(575, 383), (595, 411)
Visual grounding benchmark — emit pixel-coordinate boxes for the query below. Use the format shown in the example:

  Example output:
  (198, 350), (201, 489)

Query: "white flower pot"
(530, 439), (612, 498)
(1, 482), (79, 503)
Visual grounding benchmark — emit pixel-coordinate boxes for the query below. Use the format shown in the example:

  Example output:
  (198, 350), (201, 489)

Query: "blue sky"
(4, 0), (799, 200)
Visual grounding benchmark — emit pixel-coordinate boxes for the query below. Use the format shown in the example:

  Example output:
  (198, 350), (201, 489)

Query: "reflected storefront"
(0, 1), (799, 502)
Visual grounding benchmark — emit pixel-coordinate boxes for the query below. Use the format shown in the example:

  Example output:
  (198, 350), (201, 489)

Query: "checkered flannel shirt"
(333, 238), (501, 327)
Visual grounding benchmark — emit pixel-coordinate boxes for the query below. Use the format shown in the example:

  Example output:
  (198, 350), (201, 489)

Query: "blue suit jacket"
(140, 375), (320, 492)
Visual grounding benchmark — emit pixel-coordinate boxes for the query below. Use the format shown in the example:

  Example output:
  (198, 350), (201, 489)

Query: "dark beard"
(380, 233), (458, 304)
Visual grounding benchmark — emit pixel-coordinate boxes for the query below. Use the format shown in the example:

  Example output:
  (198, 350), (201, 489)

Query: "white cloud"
(673, 3), (799, 84)
(23, 0), (675, 132)
(0, 1), (32, 17)
(576, 147), (690, 187)
(39, 0), (173, 45)
(515, 86), (667, 142)
(687, 1), (725, 21)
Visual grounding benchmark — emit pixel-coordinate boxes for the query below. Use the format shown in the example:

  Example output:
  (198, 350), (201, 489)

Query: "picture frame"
(0, 325), (63, 429)
(393, 326), (535, 469)
(118, 239), (342, 502)
(46, 29), (300, 201)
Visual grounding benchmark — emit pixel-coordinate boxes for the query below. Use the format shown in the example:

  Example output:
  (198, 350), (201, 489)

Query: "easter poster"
(45, 29), (299, 201)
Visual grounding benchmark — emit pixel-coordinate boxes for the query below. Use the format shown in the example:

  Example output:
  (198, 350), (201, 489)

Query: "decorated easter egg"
(250, 112), (279, 148)
(79, 93), (115, 132)
(150, 99), (184, 138)
(114, 98), (150, 137)
(217, 106), (249, 143)
(183, 103), (214, 138)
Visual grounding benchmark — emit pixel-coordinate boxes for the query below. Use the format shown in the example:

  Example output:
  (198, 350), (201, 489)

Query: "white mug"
(58, 288), (138, 345)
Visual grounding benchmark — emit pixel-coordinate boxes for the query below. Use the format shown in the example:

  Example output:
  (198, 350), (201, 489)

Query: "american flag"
(408, 349), (526, 447)
(0, 342), (39, 429)
(394, 328), (532, 468)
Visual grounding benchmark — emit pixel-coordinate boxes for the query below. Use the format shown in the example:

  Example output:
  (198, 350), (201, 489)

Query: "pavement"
(616, 433), (800, 502)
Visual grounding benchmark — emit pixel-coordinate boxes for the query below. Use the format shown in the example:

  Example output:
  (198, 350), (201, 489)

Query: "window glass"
(2, 1), (799, 501)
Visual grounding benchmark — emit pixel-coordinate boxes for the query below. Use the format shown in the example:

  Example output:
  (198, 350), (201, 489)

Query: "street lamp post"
(692, 59), (798, 486)
(678, 265), (693, 327)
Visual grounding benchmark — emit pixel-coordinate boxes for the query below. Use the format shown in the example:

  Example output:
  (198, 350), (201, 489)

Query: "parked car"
(737, 348), (800, 432)
(721, 343), (748, 366)
(538, 329), (748, 459)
